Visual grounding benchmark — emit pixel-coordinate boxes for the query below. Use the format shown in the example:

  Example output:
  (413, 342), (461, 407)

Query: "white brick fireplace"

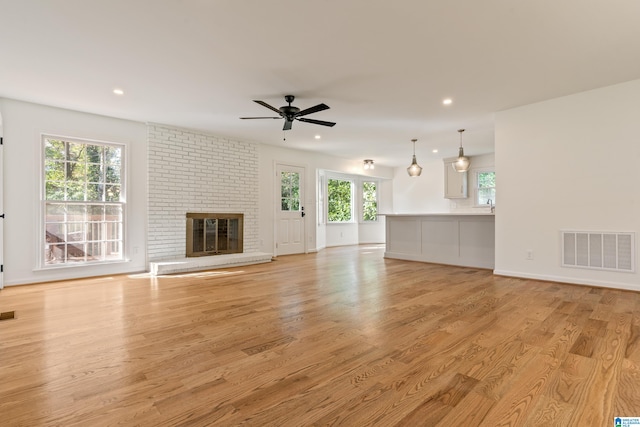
(147, 124), (264, 270)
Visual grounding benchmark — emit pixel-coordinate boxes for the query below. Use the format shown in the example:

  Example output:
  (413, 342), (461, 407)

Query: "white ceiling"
(2, 1), (640, 167)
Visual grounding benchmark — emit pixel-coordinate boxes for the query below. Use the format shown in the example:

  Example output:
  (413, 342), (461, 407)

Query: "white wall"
(495, 79), (640, 290)
(0, 98), (148, 286)
(391, 157), (450, 213)
(391, 154), (495, 214)
(258, 144), (393, 253)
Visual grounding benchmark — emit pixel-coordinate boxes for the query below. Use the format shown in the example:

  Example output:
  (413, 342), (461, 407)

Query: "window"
(327, 178), (353, 222)
(280, 171), (300, 211)
(43, 136), (124, 266)
(362, 181), (378, 221)
(476, 170), (496, 206)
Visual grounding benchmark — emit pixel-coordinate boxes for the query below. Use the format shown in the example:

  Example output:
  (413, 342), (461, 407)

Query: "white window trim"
(39, 134), (128, 269)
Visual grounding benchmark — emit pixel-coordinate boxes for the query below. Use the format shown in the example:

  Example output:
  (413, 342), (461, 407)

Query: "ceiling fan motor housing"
(281, 105), (300, 121)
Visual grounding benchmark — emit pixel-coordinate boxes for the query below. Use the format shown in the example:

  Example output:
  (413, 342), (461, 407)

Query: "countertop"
(380, 212), (494, 216)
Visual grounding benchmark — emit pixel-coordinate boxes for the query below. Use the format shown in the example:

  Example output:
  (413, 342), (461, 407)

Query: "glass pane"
(217, 220), (228, 252)
(46, 223), (65, 243)
(106, 165), (120, 184)
(45, 181), (65, 200)
(104, 241), (122, 260)
(281, 183), (291, 198)
(66, 182), (86, 201)
(87, 163), (102, 183)
(45, 160), (65, 181)
(68, 142), (86, 162)
(105, 146), (121, 165)
(105, 185), (120, 202)
(192, 219), (205, 253)
(46, 203), (66, 218)
(66, 204), (86, 221)
(66, 243), (86, 262)
(45, 139), (65, 160)
(46, 243), (66, 264)
(86, 222), (103, 241)
(328, 179), (352, 222)
(478, 188), (496, 205)
(87, 183), (104, 201)
(67, 222), (85, 242)
(105, 205), (122, 221)
(291, 199), (300, 211)
(478, 172), (496, 188)
(363, 201), (378, 221)
(205, 219), (217, 252)
(86, 145), (103, 164)
(281, 198), (290, 211)
(68, 162), (86, 182)
(106, 222), (122, 242)
(87, 205), (104, 221)
(86, 241), (103, 259)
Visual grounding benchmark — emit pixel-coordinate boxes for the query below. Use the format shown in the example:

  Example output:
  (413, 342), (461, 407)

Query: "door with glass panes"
(276, 164), (305, 255)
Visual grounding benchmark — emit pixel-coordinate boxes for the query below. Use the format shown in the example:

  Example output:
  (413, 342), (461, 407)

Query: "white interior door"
(275, 164), (305, 256)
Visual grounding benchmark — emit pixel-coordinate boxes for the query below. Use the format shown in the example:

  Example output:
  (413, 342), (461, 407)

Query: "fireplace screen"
(186, 213), (243, 257)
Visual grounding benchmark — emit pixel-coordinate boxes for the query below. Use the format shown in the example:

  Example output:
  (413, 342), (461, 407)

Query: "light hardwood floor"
(1, 245), (639, 426)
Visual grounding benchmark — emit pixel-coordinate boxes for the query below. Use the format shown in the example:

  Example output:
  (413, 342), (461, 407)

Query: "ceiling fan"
(240, 95), (336, 131)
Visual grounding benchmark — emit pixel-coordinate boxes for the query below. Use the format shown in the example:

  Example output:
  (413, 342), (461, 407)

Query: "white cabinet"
(384, 214), (495, 269)
(443, 159), (468, 199)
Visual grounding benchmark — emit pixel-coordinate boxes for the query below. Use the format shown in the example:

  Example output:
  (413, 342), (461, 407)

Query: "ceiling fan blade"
(295, 103), (329, 118)
(283, 120), (293, 131)
(297, 117), (336, 127)
(240, 116), (281, 119)
(253, 100), (282, 115)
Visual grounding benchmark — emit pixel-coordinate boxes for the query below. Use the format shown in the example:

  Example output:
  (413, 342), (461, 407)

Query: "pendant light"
(407, 138), (422, 177)
(452, 129), (470, 172)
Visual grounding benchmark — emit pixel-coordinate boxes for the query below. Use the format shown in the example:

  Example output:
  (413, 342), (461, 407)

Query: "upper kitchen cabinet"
(443, 158), (468, 199)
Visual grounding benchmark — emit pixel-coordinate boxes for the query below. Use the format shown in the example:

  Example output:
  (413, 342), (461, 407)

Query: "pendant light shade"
(452, 129), (470, 172)
(407, 138), (422, 177)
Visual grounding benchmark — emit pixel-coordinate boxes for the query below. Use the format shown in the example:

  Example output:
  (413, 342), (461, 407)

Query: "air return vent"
(562, 231), (635, 272)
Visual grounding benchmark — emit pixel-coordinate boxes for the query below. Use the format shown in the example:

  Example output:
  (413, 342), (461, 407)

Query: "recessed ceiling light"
(113, 88), (124, 95)
(442, 98), (452, 105)
(432, 149), (439, 153)
(314, 135), (321, 139)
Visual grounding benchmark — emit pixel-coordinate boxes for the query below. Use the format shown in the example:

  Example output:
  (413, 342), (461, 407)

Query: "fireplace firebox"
(186, 213), (243, 257)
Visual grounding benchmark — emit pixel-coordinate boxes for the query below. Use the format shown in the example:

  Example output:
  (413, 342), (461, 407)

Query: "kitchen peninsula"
(384, 213), (495, 269)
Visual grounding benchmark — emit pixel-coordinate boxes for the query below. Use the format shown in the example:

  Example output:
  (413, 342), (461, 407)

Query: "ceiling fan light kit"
(453, 129), (470, 172)
(240, 95), (336, 131)
(407, 139), (422, 177)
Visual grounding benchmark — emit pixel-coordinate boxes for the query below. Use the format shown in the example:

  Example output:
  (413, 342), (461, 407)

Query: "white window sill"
(33, 258), (132, 272)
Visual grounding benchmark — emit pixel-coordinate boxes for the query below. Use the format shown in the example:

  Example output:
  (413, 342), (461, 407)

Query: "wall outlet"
(526, 250), (534, 260)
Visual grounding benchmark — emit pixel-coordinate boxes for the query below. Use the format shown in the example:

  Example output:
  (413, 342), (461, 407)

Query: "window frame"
(40, 134), (127, 269)
(474, 168), (496, 207)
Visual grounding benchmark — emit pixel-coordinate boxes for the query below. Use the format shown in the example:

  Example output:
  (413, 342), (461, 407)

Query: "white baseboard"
(493, 269), (640, 292)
